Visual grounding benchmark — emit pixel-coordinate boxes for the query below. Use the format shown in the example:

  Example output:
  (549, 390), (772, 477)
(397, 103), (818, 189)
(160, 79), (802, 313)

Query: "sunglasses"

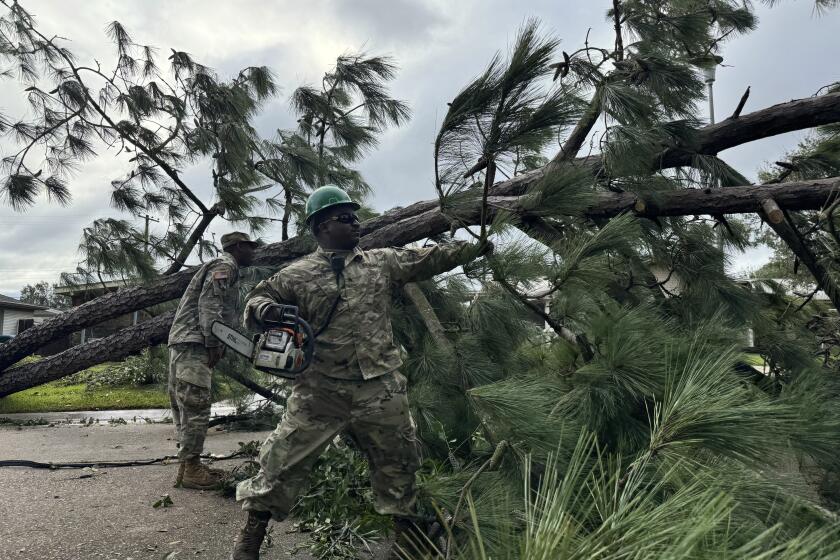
(322, 213), (360, 225)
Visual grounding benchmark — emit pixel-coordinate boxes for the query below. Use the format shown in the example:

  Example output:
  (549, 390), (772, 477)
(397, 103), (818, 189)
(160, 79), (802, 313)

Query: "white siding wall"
(1, 309), (35, 335)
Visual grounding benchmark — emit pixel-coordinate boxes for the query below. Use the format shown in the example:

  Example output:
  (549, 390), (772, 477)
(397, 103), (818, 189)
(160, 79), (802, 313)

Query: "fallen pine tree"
(0, 88), (839, 374)
(3, 3), (840, 558)
(1, 175), (839, 395)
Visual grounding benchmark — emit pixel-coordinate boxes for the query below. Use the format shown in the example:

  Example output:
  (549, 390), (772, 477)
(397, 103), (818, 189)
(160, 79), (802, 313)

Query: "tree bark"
(656, 91), (840, 169)
(402, 283), (455, 355)
(0, 274), (192, 372)
(0, 311), (290, 401)
(583, 177), (840, 220)
(494, 91), (840, 196)
(552, 93), (602, 164)
(162, 204), (224, 275)
(281, 188), (293, 241)
(1, 93), (838, 372)
(760, 209), (840, 313)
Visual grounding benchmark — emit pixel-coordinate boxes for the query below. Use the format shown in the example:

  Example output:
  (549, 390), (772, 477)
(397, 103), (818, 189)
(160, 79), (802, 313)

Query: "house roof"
(0, 294), (48, 311)
(54, 279), (132, 296)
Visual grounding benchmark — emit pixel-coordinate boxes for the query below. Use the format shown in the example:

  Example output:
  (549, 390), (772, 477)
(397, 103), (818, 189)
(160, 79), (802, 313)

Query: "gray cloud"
(1, 1), (838, 296)
(331, 0), (445, 47)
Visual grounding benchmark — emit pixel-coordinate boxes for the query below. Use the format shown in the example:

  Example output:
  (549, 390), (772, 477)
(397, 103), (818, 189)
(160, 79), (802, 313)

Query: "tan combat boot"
(179, 457), (223, 490)
(230, 510), (271, 560)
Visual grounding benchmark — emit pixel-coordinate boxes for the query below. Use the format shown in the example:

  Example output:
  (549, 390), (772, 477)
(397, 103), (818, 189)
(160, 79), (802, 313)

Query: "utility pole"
(703, 56), (724, 125)
(142, 213), (160, 254)
(704, 66), (716, 124)
(703, 56), (724, 252)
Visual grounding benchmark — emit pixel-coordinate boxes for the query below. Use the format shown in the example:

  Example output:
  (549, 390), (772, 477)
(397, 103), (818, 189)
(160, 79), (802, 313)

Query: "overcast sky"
(1, 0), (839, 298)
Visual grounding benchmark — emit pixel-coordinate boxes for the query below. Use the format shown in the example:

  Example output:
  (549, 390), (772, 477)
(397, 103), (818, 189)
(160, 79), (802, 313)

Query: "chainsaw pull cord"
(313, 255), (345, 338)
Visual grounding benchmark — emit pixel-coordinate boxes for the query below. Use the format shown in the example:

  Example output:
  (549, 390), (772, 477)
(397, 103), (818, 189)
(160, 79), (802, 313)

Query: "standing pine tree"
(256, 53), (411, 240)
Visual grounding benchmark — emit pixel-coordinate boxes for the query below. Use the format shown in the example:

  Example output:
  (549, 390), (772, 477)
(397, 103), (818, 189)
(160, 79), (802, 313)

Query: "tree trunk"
(760, 207), (840, 312)
(582, 177), (840, 220)
(281, 188), (293, 241)
(402, 283), (454, 355)
(0, 236), (314, 372)
(2, 176), (838, 376)
(0, 312), (173, 396)
(552, 93), (602, 164)
(163, 204), (223, 275)
(1, 93), (838, 373)
(656, 91), (840, 169)
(4, 176), (838, 394)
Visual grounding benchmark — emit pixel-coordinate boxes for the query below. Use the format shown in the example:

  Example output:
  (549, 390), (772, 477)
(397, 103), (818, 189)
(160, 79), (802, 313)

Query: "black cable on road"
(0, 449), (247, 469)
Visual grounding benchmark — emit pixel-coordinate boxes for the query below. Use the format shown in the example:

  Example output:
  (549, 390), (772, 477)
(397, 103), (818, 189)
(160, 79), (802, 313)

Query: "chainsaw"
(212, 305), (315, 378)
(213, 255), (347, 378)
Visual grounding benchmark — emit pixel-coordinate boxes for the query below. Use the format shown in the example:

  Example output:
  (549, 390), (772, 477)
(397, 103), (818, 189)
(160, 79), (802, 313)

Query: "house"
(54, 280), (150, 344)
(0, 294), (61, 336)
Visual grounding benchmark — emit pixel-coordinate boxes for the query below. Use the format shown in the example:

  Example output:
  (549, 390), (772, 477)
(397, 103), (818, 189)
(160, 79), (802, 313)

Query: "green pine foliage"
(2, 1), (840, 558)
(383, 2), (840, 559)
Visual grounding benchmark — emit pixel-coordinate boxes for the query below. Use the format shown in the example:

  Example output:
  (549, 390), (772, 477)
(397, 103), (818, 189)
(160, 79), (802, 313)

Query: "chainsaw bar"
(211, 321), (255, 358)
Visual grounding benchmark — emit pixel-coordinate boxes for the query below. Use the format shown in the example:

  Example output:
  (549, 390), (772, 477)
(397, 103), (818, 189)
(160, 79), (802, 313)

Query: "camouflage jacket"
(168, 252), (240, 348)
(243, 242), (477, 380)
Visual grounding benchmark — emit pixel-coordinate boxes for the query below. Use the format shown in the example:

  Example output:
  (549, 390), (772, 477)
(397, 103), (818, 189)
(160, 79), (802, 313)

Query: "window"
(17, 318), (35, 333)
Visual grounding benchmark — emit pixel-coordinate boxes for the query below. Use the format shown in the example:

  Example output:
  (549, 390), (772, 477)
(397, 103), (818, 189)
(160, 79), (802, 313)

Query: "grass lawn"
(0, 382), (169, 414)
(744, 353), (767, 368)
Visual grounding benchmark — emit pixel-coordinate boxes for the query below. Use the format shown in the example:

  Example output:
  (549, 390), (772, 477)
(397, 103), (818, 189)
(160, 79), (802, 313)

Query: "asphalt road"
(0, 422), (367, 560)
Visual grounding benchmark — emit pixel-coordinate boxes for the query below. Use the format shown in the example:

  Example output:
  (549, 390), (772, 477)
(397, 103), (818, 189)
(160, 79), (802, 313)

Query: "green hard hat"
(304, 185), (360, 223)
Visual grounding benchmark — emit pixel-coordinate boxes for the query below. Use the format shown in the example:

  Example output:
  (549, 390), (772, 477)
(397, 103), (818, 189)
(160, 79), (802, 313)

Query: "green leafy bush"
(57, 347), (168, 389)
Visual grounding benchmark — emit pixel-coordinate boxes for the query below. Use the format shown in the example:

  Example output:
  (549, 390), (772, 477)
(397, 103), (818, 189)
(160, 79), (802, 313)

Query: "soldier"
(168, 231), (258, 489)
(229, 186), (491, 559)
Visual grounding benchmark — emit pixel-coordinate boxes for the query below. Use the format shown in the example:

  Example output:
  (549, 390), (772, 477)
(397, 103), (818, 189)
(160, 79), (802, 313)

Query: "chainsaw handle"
(262, 304), (299, 327)
(285, 316), (315, 375)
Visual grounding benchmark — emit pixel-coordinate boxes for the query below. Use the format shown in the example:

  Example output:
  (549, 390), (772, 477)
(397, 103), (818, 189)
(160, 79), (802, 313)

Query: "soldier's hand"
(263, 305), (284, 323)
(263, 304), (295, 324)
(207, 346), (225, 368)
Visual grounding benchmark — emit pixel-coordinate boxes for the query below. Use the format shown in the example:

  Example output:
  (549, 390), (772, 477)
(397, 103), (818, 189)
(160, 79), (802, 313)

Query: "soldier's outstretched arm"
(242, 273), (296, 331)
(382, 240), (491, 285)
(198, 260), (236, 348)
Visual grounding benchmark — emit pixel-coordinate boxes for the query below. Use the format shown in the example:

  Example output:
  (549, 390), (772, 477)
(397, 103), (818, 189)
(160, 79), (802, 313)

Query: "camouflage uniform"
(236, 242), (477, 519)
(168, 251), (239, 460)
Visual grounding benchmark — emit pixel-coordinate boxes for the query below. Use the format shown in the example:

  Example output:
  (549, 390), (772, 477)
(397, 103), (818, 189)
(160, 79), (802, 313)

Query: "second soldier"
(168, 231), (258, 489)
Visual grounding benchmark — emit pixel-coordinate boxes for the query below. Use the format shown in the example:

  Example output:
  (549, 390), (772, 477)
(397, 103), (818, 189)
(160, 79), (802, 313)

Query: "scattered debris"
(77, 467), (99, 479)
(0, 417), (50, 427)
(153, 494), (174, 509)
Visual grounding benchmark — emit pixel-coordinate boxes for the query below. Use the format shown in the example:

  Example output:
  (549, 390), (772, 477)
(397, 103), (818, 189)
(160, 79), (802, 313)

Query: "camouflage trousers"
(168, 344), (213, 461)
(236, 370), (420, 520)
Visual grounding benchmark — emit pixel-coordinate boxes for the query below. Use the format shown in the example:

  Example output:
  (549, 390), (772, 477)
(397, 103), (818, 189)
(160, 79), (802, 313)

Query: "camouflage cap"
(220, 231), (259, 250)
